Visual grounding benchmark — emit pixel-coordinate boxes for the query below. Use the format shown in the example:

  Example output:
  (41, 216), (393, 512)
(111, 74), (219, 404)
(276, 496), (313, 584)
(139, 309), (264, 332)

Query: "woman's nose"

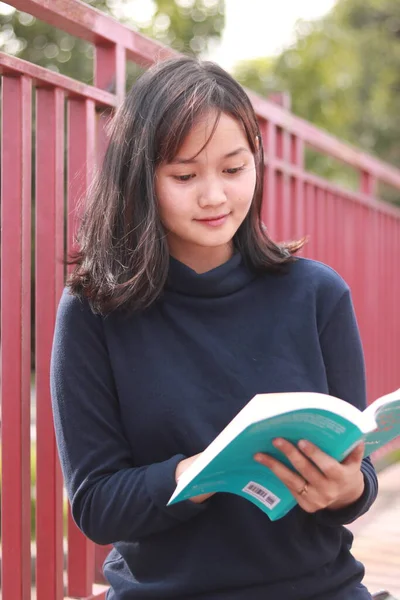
(198, 178), (227, 208)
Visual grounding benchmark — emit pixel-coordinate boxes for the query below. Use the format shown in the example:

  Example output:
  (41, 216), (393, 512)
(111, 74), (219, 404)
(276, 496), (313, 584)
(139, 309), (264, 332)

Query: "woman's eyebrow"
(170, 147), (250, 165)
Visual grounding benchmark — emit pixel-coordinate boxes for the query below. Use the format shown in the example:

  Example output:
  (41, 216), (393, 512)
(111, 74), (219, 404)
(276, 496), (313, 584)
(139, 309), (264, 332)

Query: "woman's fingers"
(255, 438), (327, 489)
(342, 442), (365, 466)
(254, 450), (308, 495)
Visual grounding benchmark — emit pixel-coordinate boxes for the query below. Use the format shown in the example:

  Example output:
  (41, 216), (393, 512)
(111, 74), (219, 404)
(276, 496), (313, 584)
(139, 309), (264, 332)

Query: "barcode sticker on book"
(242, 481), (281, 509)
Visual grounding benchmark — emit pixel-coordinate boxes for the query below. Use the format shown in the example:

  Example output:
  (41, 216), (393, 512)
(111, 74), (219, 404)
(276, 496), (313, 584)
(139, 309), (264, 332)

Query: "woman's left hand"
(254, 439), (365, 513)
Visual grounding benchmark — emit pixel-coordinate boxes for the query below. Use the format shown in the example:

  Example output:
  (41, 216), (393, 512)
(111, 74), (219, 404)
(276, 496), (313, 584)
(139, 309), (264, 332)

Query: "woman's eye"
(174, 174), (195, 182)
(225, 166), (245, 174)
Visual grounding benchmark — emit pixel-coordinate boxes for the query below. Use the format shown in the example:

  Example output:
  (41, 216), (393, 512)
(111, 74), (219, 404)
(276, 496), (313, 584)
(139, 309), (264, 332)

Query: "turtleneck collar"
(166, 252), (257, 298)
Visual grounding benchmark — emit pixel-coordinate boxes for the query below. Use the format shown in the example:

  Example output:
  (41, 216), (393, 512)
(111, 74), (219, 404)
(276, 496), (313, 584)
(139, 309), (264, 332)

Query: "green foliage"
(233, 0), (400, 204)
(138, 0), (225, 55)
(0, 0), (225, 87)
(0, 6), (94, 84)
(233, 56), (276, 99)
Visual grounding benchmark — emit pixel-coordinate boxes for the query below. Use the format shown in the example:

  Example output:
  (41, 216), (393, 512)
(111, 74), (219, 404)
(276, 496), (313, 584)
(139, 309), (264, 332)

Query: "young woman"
(51, 56), (378, 599)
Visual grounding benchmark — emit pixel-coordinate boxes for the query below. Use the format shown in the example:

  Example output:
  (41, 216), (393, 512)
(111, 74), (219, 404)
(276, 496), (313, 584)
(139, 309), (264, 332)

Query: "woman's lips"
(195, 213), (230, 227)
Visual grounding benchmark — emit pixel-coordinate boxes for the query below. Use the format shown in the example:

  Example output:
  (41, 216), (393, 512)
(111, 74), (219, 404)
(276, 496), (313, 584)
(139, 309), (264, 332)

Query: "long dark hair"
(67, 56), (304, 315)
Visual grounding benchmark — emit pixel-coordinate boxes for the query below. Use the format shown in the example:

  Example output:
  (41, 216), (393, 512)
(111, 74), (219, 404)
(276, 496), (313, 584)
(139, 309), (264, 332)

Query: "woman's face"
(155, 111), (257, 269)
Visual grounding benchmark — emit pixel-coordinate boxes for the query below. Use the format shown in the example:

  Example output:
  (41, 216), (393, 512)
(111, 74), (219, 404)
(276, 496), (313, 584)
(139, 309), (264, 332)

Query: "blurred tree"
(0, 0), (225, 86)
(138, 0), (225, 55)
(233, 0), (400, 203)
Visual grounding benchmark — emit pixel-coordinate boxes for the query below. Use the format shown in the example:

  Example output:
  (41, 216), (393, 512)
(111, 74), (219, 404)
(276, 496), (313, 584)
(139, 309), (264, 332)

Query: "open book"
(168, 389), (400, 521)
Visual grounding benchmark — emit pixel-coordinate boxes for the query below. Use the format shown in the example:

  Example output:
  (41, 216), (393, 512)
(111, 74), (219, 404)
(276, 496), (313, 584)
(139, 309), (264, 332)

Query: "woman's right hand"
(175, 454), (215, 504)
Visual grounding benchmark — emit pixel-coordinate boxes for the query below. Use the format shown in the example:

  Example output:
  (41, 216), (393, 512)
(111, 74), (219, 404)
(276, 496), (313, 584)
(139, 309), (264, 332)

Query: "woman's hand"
(254, 439), (365, 513)
(175, 454), (215, 504)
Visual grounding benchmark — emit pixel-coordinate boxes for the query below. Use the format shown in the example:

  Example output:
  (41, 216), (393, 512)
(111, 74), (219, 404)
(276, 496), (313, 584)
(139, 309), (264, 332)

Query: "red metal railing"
(1, 1), (399, 599)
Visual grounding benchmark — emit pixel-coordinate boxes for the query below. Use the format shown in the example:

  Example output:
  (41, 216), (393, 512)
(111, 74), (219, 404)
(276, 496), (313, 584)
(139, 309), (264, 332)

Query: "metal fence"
(1, 1), (399, 599)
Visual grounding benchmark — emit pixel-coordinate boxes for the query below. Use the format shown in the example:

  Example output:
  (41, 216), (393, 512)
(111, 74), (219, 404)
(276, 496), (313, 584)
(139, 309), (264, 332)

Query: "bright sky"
(208, 0), (338, 70)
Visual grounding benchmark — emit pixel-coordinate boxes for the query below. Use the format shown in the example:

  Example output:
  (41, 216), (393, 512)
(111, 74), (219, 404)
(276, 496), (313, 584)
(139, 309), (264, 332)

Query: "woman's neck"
(168, 242), (234, 274)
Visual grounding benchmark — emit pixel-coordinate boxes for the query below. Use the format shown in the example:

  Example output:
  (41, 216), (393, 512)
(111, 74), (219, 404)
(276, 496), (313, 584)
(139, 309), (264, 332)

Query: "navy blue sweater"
(51, 254), (377, 600)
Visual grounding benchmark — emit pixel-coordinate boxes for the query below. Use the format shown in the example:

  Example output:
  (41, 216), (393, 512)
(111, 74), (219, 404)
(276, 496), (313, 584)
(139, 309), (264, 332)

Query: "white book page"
(363, 388), (400, 420)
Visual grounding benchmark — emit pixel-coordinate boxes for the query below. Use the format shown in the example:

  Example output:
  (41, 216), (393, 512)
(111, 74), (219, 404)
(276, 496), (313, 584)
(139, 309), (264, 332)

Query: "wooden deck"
(349, 462), (400, 598)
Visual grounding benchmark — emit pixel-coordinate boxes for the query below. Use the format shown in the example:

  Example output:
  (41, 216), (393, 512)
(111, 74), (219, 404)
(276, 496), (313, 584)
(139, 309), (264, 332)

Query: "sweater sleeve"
(50, 288), (207, 545)
(315, 287), (378, 526)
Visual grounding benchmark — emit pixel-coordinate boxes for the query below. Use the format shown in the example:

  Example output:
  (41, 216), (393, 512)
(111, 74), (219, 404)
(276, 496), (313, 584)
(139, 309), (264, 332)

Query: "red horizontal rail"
(0, 52), (116, 107)
(250, 94), (400, 191)
(271, 159), (400, 219)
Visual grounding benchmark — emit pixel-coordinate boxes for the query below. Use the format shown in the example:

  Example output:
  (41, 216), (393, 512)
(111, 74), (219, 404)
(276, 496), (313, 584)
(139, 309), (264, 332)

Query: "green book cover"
(168, 389), (400, 521)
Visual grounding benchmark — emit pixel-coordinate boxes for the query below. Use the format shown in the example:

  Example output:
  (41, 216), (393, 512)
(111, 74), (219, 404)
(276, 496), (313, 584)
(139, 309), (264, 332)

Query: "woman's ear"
(255, 135), (260, 151)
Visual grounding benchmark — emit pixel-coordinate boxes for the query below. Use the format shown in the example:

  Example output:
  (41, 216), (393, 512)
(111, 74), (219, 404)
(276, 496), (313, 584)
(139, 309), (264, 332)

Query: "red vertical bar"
(363, 206), (373, 401)
(1, 75), (32, 600)
(281, 180), (291, 242)
(291, 135), (304, 166)
(304, 183), (317, 258)
(378, 213), (385, 396)
(391, 218), (394, 396)
(382, 214), (390, 393)
(391, 218), (398, 391)
(393, 218), (399, 396)
(383, 214), (390, 394)
(96, 110), (113, 168)
(359, 169), (378, 397)
(93, 42), (127, 588)
(66, 97), (97, 597)
(376, 223), (384, 391)
(291, 136), (305, 242)
(335, 194), (345, 275)
(275, 170), (284, 241)
(95, 43), (126, 104)
(360, 170), (377, 197)
(290, 176), (296, 239)
(356, 203), (368, 386)
(94, 43), (126, 166)
(259, 119), (268, 227)
(35, 87), (65, 600)
(295, 178), (305, 243)
(290, 134), (297, 165)
(66, 98), (96, 275)
(276, 127), (291, 241)
(325, 191), (335, 268)
(367, 208), (378, 401)
(377, 212), (384, 397)
(343, 196), (355, 286)
(345, 200), (367, 395)
(262, 120), (277, 240)
(388, 217), (394, 393)
(315, 188), (326, 263)
(276, 127), (283, 159)
(301, 182), (310, 257)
